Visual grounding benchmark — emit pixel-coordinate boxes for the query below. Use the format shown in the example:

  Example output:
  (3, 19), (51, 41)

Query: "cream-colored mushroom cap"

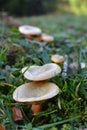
(40, 33), (54, 42)
(13, 81), (59, 103)
(22, 63), (61, 81)
(51, 54), (65, 63)
(18, 25), (42, 35)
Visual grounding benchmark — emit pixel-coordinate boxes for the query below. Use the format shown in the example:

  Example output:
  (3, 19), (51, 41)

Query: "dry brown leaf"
(0, 125), (5, 130)
(12, 106), (23, 121)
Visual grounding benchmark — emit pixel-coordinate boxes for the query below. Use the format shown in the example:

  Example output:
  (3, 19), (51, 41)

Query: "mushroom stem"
(27, 35), (33, 39)
(31, 104), (42, 115)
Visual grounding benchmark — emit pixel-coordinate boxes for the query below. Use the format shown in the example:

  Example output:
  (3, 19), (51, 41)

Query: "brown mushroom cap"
(18, 25), (42, 35)
(51, 54), (65, 63)
(39, 33), (54, 42)
(13, 81), (59, 104)
(22, 63), (61, 81)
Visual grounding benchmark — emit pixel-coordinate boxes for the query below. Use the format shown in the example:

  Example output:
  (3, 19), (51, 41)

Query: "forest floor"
(0, 13), (87, 130)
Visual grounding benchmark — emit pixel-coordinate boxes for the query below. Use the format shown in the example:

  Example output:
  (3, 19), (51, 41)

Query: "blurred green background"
(0, 0), (87, 16)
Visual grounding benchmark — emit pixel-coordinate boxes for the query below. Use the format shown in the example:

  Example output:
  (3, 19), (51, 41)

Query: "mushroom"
(38, 33), (54, 42)
(51, 54), (65, 64)
(21, 63), (61, 81)
(13, 81), (59, 115)
(18, 25), (42, 39)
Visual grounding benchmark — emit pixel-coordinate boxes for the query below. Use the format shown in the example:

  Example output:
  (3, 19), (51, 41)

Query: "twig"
(62, 55), (69, 79)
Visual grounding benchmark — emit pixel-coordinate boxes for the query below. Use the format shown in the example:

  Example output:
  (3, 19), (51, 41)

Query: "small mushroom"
(38, 33), (54, 42)
(51, 54), (65, 64)
(22, 63), (61, 81)
(13, 81), (59, 114)
(18, 25), (42, 39)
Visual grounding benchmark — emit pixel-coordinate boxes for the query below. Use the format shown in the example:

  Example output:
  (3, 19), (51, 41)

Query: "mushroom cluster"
(18, 25), (54, 42)
(13, 63), (61, 115)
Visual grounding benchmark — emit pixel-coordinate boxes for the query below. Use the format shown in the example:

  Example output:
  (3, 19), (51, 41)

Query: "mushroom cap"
(51, 54), (65, 63)
(22, 63), (61, 81)
(39, 33), (54, 42)
(13, 81), (59, 103)
(18, 25), (42, 35)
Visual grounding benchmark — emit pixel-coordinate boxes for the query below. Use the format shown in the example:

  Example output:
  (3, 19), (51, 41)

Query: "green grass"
(0, 14), (87, 130)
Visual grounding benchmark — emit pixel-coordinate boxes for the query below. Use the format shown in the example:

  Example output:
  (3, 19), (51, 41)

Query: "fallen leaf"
(12, 106), (23, 121)
(0, 125), (5, 130)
